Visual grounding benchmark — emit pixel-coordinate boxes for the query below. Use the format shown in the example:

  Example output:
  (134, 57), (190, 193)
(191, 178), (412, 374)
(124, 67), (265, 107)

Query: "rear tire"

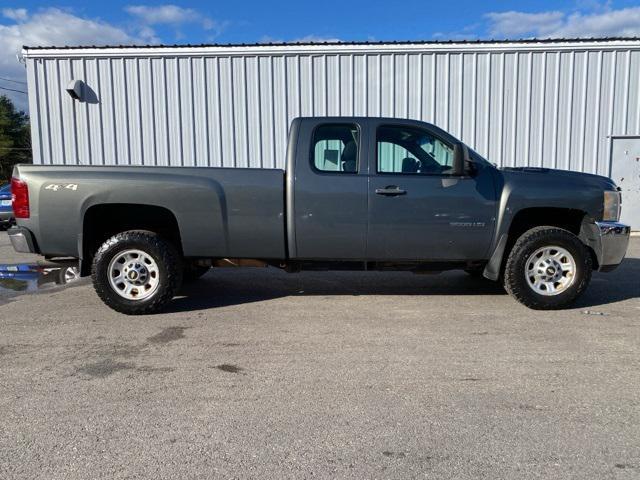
(91, 230), (183, 315)
(504, 226), (592, 310)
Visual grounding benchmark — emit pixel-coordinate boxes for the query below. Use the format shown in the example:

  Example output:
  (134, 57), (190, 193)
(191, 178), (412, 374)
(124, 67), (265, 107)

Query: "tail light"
(11, 177), (30, 219)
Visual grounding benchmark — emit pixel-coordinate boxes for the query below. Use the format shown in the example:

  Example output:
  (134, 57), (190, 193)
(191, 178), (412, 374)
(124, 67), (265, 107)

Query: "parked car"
(7, 117), (630, 314)
(0, 183), (14, 229)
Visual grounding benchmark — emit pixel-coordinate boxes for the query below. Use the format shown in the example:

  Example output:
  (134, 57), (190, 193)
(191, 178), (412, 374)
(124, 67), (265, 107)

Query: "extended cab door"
(366, 121), (497, 261)
(289, 118), (369, 260)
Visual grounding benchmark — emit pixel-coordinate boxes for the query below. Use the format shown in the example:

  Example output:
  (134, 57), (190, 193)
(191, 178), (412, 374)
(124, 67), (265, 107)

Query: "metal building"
(22, 38), (640, 226)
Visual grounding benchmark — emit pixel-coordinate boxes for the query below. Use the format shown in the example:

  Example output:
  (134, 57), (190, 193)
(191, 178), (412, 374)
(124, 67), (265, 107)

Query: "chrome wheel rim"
(108, 249), (160, 300)
(64, 266), (80, 283)
(525, 246), (576, 296)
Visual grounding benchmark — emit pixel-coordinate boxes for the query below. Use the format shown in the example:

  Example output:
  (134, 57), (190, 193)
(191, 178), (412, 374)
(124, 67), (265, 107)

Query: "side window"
(312, 124), (359, 173)
(377, 125), (454, 175)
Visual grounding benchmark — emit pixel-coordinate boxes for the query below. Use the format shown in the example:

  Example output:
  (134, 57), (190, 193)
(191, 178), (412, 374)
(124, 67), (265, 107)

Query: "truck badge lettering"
(450, 222), (486, 228)
(45, 183), (78, 192)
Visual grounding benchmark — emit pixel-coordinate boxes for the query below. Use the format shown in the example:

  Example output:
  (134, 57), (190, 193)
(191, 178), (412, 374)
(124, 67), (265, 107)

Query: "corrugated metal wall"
(24, 40), (640, 177)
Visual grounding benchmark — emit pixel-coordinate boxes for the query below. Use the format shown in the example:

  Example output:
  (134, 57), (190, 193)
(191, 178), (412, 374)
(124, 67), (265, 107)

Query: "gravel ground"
(0, 231), (639, 479)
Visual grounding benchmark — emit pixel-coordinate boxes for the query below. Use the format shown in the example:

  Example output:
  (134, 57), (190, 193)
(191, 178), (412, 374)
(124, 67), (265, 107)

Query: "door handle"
(375, 185), (407, 196)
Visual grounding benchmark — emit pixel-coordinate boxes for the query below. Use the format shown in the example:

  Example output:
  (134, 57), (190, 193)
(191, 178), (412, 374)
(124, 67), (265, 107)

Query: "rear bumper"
(0, 210), (13, 223)
(593, 221), (630, 272)
(7, 226), (38, 254)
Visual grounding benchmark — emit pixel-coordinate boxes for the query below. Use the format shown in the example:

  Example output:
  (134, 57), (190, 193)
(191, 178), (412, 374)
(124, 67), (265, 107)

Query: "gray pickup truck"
(8, 117), (630, 314)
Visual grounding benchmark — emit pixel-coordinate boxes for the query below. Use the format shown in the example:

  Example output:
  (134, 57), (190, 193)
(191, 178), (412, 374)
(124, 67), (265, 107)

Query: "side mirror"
(452, 143), (469, 176)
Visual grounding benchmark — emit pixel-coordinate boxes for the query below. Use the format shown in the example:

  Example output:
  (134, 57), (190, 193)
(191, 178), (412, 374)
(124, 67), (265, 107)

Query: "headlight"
(603, 190), (621, 222)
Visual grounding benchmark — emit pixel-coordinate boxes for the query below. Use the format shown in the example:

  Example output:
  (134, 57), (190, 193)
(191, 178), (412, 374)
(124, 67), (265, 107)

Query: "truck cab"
(288, 117), (496, 263)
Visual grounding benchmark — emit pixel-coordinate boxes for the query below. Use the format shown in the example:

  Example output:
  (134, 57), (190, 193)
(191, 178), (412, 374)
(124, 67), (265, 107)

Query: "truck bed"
(12, 165), (286, 260)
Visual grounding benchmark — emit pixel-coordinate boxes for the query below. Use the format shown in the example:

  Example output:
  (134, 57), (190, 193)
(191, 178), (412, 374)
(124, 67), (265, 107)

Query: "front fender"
(481, 168), (609, 280)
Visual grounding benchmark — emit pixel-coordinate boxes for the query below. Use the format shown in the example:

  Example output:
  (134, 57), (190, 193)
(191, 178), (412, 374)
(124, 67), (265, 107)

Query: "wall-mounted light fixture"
(66, 79), (84, 101)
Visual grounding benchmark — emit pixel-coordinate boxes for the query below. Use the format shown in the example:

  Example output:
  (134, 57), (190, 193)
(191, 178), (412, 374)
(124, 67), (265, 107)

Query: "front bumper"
(592, 221), (631, 272)
(7, 226), (38, 254)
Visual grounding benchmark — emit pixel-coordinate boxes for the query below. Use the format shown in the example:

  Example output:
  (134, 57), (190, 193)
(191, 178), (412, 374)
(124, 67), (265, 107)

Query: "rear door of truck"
(288, 118), (369, 260)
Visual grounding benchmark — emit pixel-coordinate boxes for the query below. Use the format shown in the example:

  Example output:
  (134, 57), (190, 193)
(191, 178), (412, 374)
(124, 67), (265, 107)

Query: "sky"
(2, 0), (640, 111)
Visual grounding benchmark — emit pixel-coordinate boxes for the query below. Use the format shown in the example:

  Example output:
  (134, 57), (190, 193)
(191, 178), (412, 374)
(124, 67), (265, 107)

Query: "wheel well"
(82, 204), (182, 276)
(508, 207), (585, 241)
(500, 207), (597, 273)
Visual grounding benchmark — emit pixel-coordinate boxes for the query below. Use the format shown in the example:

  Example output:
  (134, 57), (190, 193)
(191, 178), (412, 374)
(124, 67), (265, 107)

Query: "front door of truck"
(367, 123), (497, 261)
(292, 120), (369, 260)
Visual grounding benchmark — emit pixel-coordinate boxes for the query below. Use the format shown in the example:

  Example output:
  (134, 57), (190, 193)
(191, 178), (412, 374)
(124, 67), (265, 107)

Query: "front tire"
(504, 226), (592, 310)
(91, 231), (183, 315)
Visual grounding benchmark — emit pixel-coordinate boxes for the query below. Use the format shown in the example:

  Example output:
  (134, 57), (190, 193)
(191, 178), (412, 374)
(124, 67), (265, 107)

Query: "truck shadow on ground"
(167, 258), (640, 313)
(573, 257), (640, 309)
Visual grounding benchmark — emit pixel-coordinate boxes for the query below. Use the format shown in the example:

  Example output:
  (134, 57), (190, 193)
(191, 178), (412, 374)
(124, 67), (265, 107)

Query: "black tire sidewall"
(505, 227), (592, 309)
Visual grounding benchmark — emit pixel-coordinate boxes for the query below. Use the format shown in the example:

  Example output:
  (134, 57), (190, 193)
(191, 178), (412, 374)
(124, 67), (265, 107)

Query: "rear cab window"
(312, 124), (360, 173)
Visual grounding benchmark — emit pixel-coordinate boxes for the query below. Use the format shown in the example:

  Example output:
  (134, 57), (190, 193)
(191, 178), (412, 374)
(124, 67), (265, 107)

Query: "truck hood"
(499, 166), (617, 191)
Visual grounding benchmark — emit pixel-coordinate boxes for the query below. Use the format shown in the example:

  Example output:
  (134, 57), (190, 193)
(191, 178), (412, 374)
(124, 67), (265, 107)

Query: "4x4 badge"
(45, 183), (78, 192)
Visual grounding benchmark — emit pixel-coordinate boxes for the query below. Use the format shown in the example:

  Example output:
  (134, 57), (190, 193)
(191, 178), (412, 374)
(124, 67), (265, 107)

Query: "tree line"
(0, 95), (32, 183)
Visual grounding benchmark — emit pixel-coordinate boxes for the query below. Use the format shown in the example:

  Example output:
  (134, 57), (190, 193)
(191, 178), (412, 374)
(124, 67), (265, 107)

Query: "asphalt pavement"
(0, 230), (639, 479)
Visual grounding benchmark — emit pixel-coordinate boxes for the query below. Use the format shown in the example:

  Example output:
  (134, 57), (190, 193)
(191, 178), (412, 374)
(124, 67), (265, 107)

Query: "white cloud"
(125, 4), (223, 34)
(137, 26), (159, 43)
(552, 7), (640, 37)
(485, 6), (640, 38)
(432, 23), (480, 41)
(125, 5), (198, 25)
(485, 11), (565, 38)
(2, 8), (28, 21)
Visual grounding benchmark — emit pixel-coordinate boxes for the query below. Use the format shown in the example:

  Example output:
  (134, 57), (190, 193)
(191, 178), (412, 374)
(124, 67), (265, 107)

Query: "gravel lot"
(1, 230), (639, 479)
